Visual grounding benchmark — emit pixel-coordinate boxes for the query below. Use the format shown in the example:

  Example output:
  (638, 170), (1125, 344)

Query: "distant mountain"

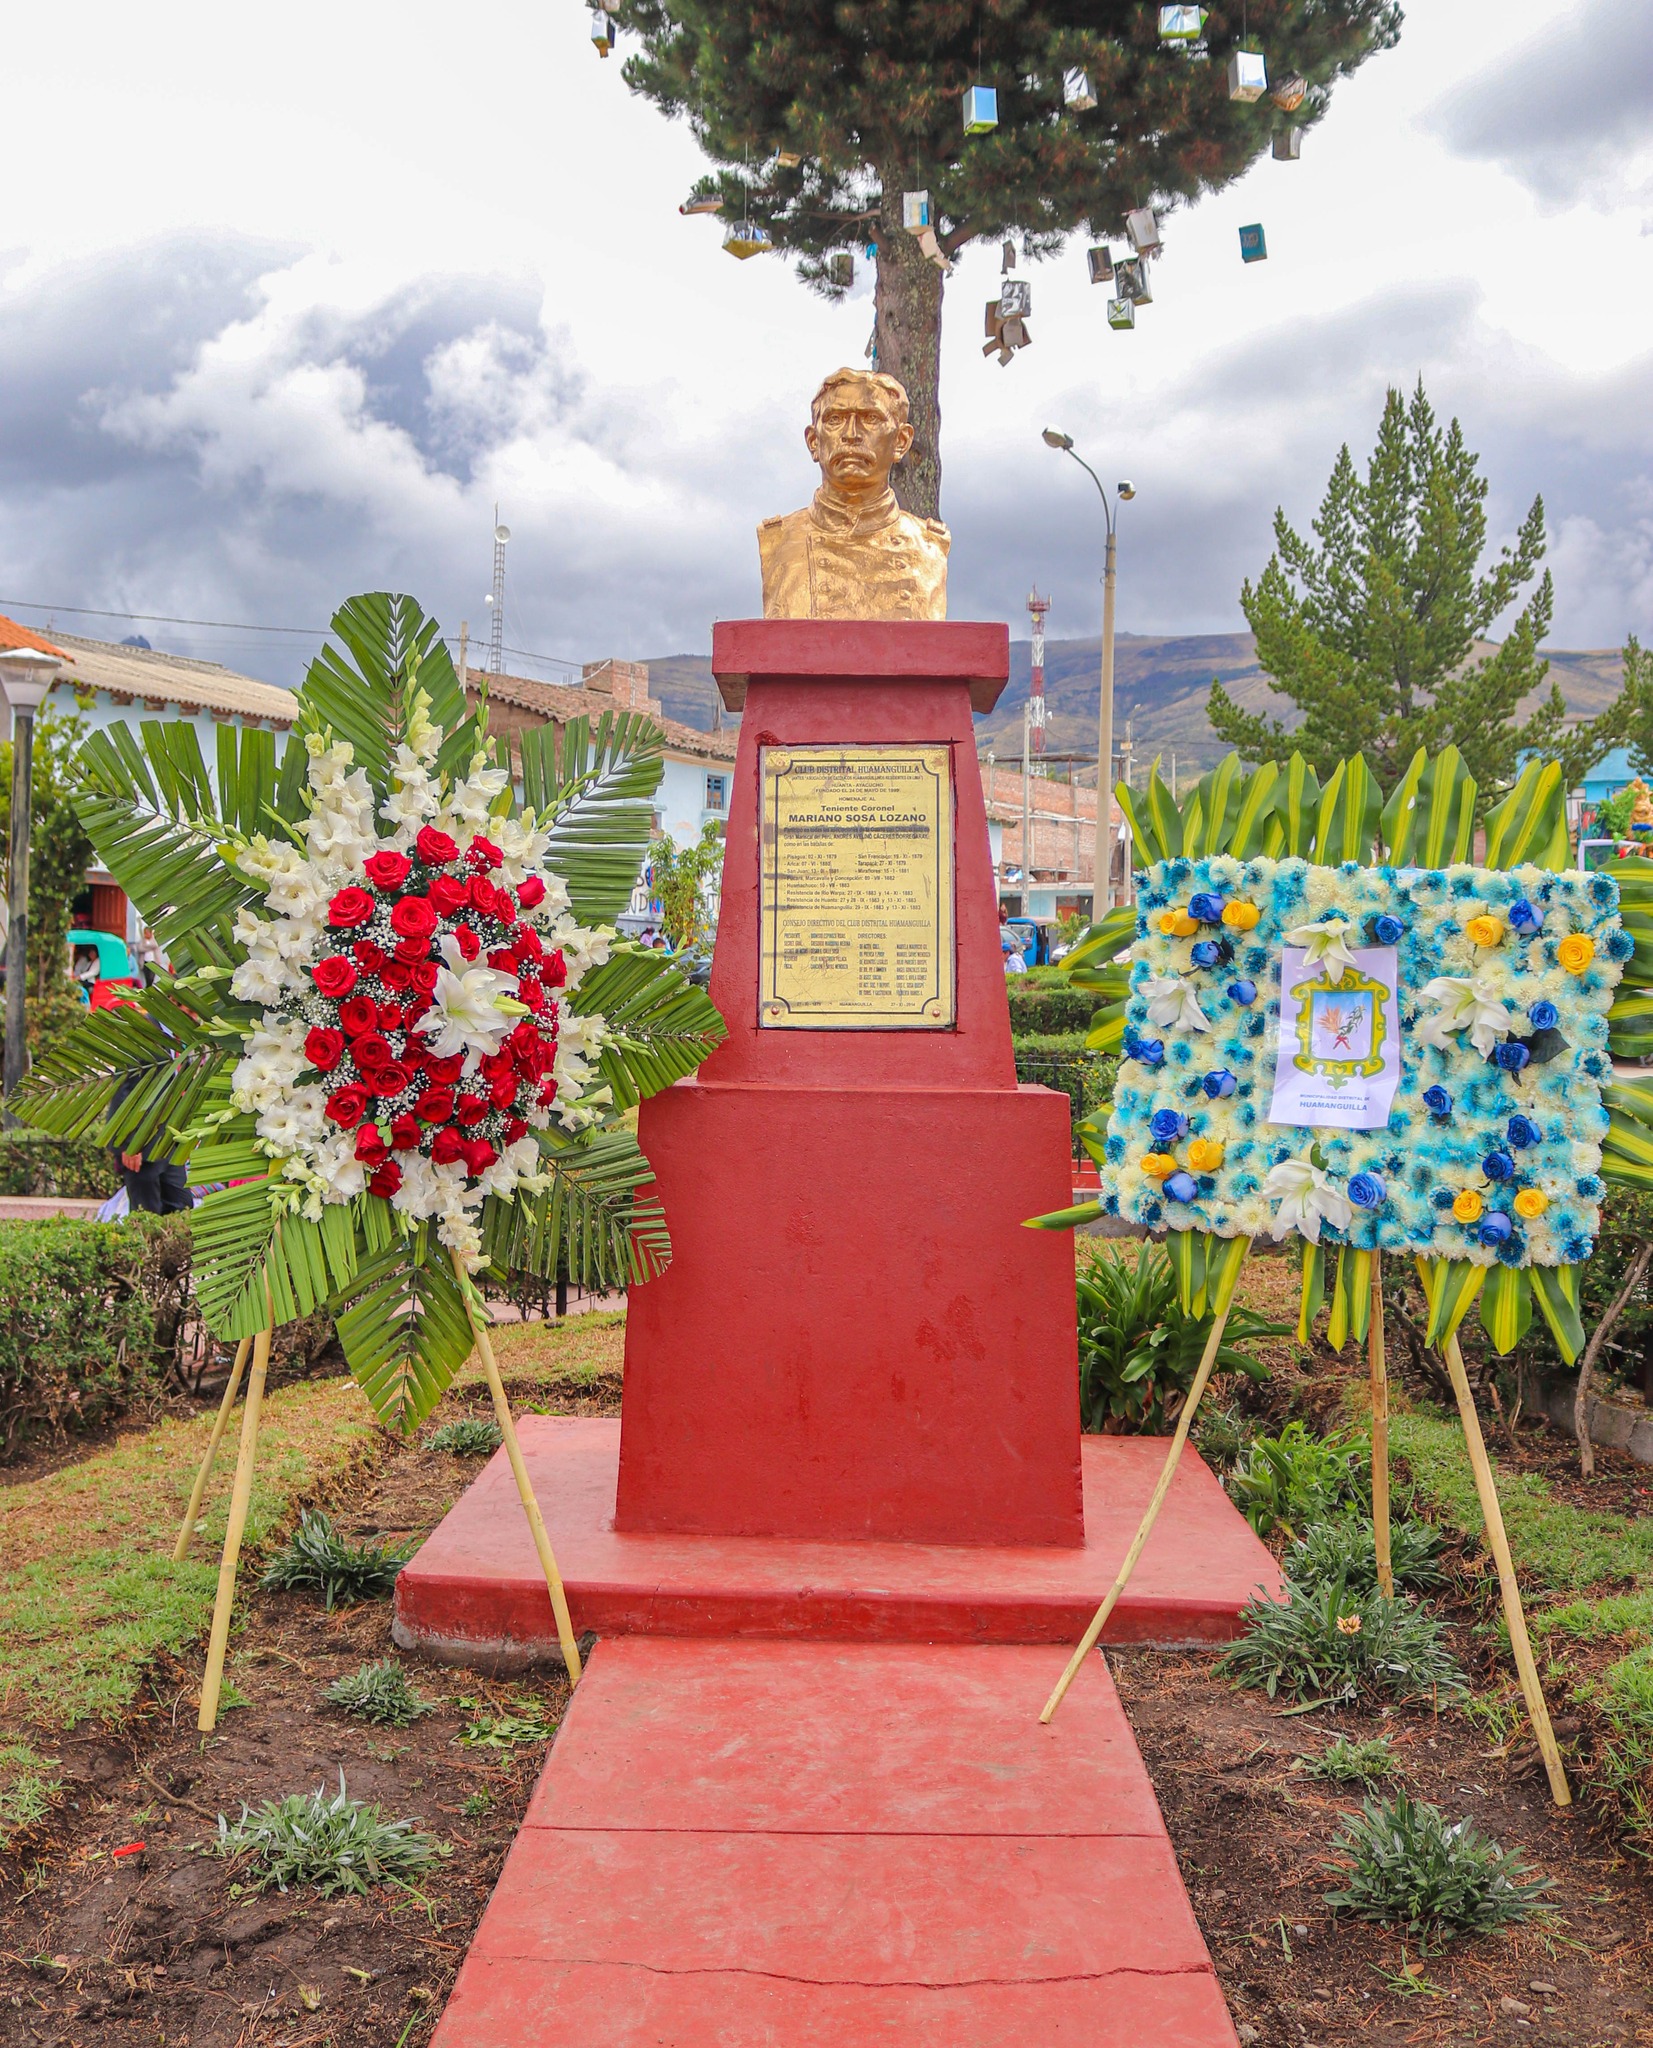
(643, 635), (1628, 776)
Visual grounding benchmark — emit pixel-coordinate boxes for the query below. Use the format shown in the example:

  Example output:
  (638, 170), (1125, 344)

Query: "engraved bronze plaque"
(758, 744), (954, 1029)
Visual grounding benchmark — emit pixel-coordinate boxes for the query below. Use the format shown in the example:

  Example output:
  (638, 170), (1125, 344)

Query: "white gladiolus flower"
(1265, 1155), (1353, 1244)
(314, 1132), (367, 1202)
(447, 764), (511, 833)
(559, 924), (611, 985)
(493, 814), (552, 885)
(1416, 973), (1514, 1059)
(1141, 973), (1211, 1034)
(413, 935), (516, 1058)
(1285, 917), (1360, 981)
(231, 955), (288, 1006)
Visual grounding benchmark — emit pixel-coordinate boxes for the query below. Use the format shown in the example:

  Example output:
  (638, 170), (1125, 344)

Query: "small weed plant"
(261, 1510), (413, 1610)
(1307, 1733), (1398, 1786)
(1217, 1580), (1466, 1707)
(324, 1660), (437, 1728)
(1195, 1403), (1252, 1473)
(214, 1773), (448, 1897)
(457, 1694), (561, 1748)
(1229, 1421), (1366, 1539)
(1288, 1511), (1443, 1596)
(425, 1418), (503, 1457)
(1324, 1793), (1554, 1939)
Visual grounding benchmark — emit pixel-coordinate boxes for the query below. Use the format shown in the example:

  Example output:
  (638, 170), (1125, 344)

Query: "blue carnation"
(1528, 1001), (1559, 1031)
(1493, 1041), (1530, 1072)
(1506, 1114), (1540, 1149)
(1149, 1109), (1188, 1143)
(1431, 1189), (1457, 1210)
(1348, 1172), (1387, 1209)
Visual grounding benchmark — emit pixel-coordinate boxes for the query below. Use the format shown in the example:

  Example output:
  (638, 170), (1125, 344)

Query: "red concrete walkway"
(394, 1418), (1281, 1665)
(431, 1639), (1239, 2047)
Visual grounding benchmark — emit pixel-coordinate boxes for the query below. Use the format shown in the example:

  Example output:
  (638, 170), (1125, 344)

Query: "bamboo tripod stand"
(177, 1255), (583, 1733)
(1043, 1240), (1574, 1807)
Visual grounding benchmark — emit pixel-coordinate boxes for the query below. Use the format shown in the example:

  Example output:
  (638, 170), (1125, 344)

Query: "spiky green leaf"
(567, 948), (727, 1109)
(518, 711), (668, 927)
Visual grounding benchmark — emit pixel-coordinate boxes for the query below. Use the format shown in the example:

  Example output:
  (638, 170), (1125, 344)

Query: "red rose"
(339, 995), (379, 1038)
(390, 895), (438, 941)
(514, 925), (543, 960)
(377, 1001), (404, 1032)
(410, 960), (441, 994)
(428, 874), (469, 917)
(503, 1117), (528, 1144)
(368, 1161), (403, 1199)
(364, 848), (412, 890)
(487, 948), (518, 973)
(395, 935), (432, 963)
(305, 1027), (345, 1073)
(520, 980), (546, 1012)
(489, 1071), (519, 1111)
(467, 836), (503, 870)
(353, 939), (388, 972)
(537, 1078), (559, 1107)
(516, 875), (546, 909)
(368, 1061), (410, 1097)
(430, 1126), (466, 1165)
(389, 1115), (421, 1151)
(355, 1125), (390, 1166)
(416, 1086), (455, 1123)
(427, 1054), (465, 1084)
(350, 1030), (393, 1068)
(460, 1137), (498, 1176)
(313, 955), (357, 998)
(454, 926), (481, 962)
(404, 996), (433, 1027)
(416, 825), (460, 865)
(326, 1084), (370, 1129)
(544, 950), (567, 989)
(381, 960), (412, 992)
(328, 886), (374, 930)
(455, 1092), (489, 1126)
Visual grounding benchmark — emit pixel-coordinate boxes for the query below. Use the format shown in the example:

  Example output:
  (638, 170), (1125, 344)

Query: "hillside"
(643, 635), (1627, 776)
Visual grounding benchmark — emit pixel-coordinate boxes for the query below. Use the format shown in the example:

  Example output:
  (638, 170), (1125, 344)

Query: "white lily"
(1416, 972), (1514, 1059)
(413, 933), (517, 1058)
(1140, 973), (1211, 1034)
(1265, 1155), (1353, 1244)
(1284, 916), (1360, 981)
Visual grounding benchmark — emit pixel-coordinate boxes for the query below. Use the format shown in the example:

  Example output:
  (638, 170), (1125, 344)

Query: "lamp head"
(0, 647), (61, 713)
(1041, 427), (1073, 450)
(1117, 481), (1136, 500)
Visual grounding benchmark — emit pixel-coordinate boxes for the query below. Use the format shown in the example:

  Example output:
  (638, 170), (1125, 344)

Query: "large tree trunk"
(874, 174), (945, 521)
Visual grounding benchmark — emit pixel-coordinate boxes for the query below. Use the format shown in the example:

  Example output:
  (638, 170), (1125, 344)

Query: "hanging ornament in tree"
(775, 150), (803, 170)
(722, 220), (772, 259)
(903, 190), (931, 232)
(1239, 222), (1268, 263)
(1228, 49), (1268, 101)
(1158, 5), (1208, 41)
(1108, 297), (1136, 331)
(1087, 246), (1115, 285)
(679, 193), (722, 216)
(1272, 126), (1303, 161)
(827, 251), (855, 289)
(1126, 207), (1161, 257)
(916, 227), (953, 273)
(1271, 73), (1308, 111)
(1063, 67), (1097, 111)
(1001, 238), (1017, 274)
(1114, 256), (1152, 306)
(590, 9), (614, 57)
(962, 85), (999, 134)
(983, 279), (1032, 365)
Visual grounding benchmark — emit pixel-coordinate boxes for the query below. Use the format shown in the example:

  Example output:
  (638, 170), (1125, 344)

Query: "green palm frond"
(13, 993), (229, 1152)
(480, 1124), (673, 1291)
(191, 1179), (362, 1341)
(566, 949), (726, 1109)
(518, 712), (667, 926)
(297, 592), (473, 789)
(331, 1215), (478, 1433)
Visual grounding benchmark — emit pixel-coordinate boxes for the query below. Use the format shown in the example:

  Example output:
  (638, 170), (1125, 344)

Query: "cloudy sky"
(1, 1), (1650, 688)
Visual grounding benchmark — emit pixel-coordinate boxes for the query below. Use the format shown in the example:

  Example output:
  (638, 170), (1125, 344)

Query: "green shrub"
(1287, 1512), (1444, 1596)
(1195, 1403), (1253, 1472)
(1012, 1037), (1116, 1131)
(0, 1130), (117, 1199)
(324, 1660), (437, 1728)
(1323, 1794), (1554, 1938)
(426, 1417), (503, 1457)
(0, 1217), (159, 1456)
(1076, 1242), (1280, 1433)
(260, 1510), (413, 1610)
(1217, 1580), (1467, 1706)
(214, 1772), (448, 1896)
(1307, 1734), (1398, 1785)
(1005, 980), (1098, 1034)
(1229, 1420), (1367, 1539)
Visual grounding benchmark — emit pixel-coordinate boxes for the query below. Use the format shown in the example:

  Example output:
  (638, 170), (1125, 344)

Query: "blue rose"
(1528, 1001), (1558, 1031)
(1423, 1085), (1453, 1116)
(1478, 1211), (1513, 1247)
(1348, 1172), (1387, 1209)
(1371, 915), (1405, 946)
(1135, 1038), (1166, 1068)
(1506, 1115), (1540, 1149)
(1227, 979), (1257, 1006)
(1493, 1041), (1530, 1072)
(1163, 1171), (1199, 1203)
(1202, 1069), (1237, 1099)
(1190, 940), (1225, 968)
(1149, 1109), (1188, 1143)
(1482, 1150), (1514, 1181)
(1188, 891), (1226, 924)
(1508, 899), (1542, 935)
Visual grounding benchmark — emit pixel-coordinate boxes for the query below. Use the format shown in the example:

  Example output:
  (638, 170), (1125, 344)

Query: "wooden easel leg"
(173, 1336), (253, 1564)
(1441, 1333), (1571, 1807)
(198, 1324), (271, 1733)
(1368, 1261), (1393, 1600)
(1041, 1243), (1250, 1725)
(453, 1250), (583, 1684)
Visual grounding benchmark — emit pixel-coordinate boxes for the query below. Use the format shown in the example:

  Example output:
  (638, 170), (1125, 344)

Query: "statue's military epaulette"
(759, 514), (786, 531)
(923, 518), (950, 540)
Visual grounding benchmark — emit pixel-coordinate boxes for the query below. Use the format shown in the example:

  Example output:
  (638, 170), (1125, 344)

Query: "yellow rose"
(1513, 1188), (1548, 1219)
(1188, 1137), (1225, 1172)
(1140, 1152), (1176, 1179)
(1221, 899), (1260, 930)
(1558, 933), (1595, 973)
(1465, 915), (1504, 947)
(1156, 908), (1198, 938)
(1452, 1188), (1483, 1223)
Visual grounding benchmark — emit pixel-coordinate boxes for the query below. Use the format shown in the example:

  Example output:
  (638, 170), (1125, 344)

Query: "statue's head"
(805, 368), (914, 496)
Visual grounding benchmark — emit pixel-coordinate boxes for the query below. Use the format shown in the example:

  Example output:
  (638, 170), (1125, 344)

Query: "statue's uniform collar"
(809, 484), (902, 539)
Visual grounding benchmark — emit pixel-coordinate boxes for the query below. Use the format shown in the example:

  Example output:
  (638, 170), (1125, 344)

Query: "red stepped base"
(428, 1639), (1242, 2048)
(393, 1417), (1281, 1665)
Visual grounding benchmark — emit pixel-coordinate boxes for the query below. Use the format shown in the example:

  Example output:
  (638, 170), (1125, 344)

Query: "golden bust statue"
(759, 368), (950, 620)
(1629, 777), (1653, 829)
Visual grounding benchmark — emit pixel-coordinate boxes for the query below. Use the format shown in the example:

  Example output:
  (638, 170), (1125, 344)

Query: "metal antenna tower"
(1027, 587), (1051, 758)
(485, 508), (510, 676)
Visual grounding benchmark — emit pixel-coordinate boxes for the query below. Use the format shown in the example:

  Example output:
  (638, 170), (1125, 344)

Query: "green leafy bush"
(1307, 1733), (1398, 1785)
(426, 1417), (503, 1457)
(215, 1772), (447, 1896)
(260, 1510), (413, 1610)
(1229, 1420), (1367, 1538)
(0, 1130), (117, 1199)
(1217, 1581), (1467, 1706)
(1012, 1036), (1116, 1131)
(1323, 1794), (1554, 1938)
(1287, 1511), (1444, 1596)
(323, 1661), (437, 1728)
(0, 1217), (160, 1456)
(1195, 1403), (1253, 1472)
(1005, 980), (1098, 1034)
(1076, 1242), (1280, 1433)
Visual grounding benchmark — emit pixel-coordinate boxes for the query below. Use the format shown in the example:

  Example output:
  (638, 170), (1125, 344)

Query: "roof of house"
(0, 616), (67, 659)
(479, 668), (738, 763)
(42, 628), (299, 726)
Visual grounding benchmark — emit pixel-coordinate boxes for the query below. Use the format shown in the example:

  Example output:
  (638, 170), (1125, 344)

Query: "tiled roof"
(477, 669), (737, 763)
(0, 615), (68, 658)
(45, 629), (298, 725)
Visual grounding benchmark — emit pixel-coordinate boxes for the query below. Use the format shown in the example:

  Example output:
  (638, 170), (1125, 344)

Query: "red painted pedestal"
(615, 621), (1085, 1548)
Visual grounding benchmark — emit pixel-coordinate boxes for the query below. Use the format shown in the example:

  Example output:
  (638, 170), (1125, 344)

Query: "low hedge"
(0, 1130), (118, 1200)
(1012, 1034), (1117, 1134)
(1006, 980), (1101, 1034)
(0, 1218), (161, 1454)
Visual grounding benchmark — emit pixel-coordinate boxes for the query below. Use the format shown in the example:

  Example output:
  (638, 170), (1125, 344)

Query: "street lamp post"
(0, 648), (63, 1105)
(1042, 430), (1134, 913)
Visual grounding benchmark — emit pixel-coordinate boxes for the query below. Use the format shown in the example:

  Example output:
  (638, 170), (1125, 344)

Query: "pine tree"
(606, 2), (1400, 516)
(1207, 382), (1628, 792)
